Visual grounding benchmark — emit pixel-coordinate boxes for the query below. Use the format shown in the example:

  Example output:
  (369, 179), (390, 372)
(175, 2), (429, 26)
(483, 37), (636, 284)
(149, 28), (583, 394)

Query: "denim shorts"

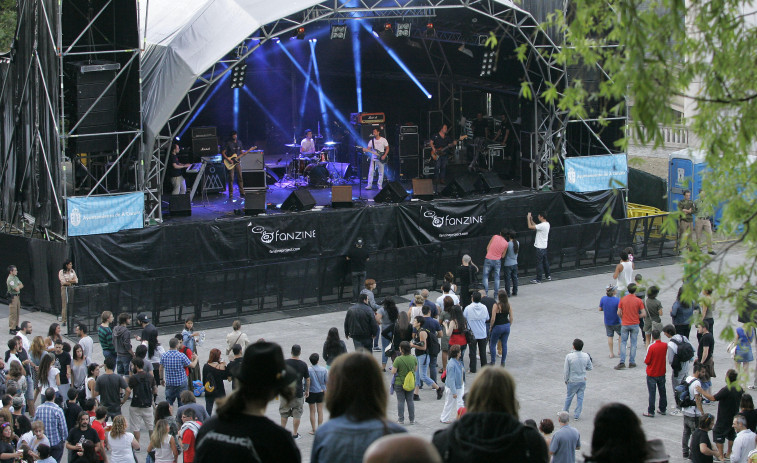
(605, 324), (621, 337)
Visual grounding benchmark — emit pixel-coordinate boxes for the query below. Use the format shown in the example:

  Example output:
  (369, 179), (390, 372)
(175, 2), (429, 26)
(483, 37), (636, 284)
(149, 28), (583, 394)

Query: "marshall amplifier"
(400, 125), (418, 134)
(191, 126), (217, 139)
(350, 112), (385, 124)
(192, 137), (218, 159)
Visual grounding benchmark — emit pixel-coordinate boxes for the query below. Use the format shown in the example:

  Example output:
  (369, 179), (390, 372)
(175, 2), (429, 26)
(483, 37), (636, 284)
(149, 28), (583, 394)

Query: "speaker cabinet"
(374, 181), (408, 204)
(191, 126), (217, 139)
(244, 190), (266, 215)
(399, 157), (419, 179)
(240, 150), (264, 171)
(168, 194), (191, 216)
(399, 132), (419, 158)
(191, 137), (218, 159)
(441, 173), (478, 198)
(412, 178), (434, 201)
(281, 190), (316, 211)
(241, 171), (266, 191)
(476, 171), (505, 193)
(331, 185), (353, 208)
(65, 61), (118, 153)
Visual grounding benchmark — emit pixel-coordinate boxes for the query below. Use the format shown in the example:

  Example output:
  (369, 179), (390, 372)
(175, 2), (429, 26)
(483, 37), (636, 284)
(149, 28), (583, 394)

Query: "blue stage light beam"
(178, 65), (231, 139)
(241, 87), (292, 138)
(233, 88), (240, 130)
(309, 40), (332, 141)
(351, 22), (363, 112)
(298, 58), (314, 120)
(363, 23), (432, 99)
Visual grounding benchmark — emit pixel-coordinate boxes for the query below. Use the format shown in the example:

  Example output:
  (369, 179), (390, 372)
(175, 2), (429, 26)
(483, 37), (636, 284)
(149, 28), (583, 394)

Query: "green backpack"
(401, 358), (416, 391)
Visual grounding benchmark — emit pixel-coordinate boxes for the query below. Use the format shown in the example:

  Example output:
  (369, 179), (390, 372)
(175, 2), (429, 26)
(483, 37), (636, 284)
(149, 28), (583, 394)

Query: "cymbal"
(284, 143), (301, 148)
(324, 141), (338, 145)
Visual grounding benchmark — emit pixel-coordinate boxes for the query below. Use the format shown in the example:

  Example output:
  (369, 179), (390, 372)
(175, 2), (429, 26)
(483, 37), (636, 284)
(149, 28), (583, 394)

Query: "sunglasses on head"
(0, 423), (9, 428)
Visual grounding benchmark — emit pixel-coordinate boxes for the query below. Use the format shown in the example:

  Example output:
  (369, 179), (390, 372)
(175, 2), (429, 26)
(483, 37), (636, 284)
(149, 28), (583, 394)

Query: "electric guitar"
(429, 135), (467, 161)
(356, 145), (389, 163)
(223, 146), (257, 170)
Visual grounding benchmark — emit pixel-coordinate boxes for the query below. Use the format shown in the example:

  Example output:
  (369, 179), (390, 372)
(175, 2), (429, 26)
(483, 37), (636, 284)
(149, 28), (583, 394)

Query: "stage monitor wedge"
(281, 190), (316, 211)
(331, 185), (353, 208)
(412, 178), (434, 201)
(441, 173), (478, 198)
(168, 194), (191, 216)
(476, 171), (505, 193)
(244, 190), (266, 215)
(374, 181), (408, 204)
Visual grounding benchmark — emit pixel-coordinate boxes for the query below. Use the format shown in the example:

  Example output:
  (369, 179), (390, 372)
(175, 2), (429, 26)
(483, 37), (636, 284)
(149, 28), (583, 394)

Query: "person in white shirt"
(527, 211), (551, 284)
(363, 128), (389, 190)
(463, 292), (490, 373)
(76, 324), (94, 365)
(300, 130), (317, 156)
(681, 363), (716, 459)
(731, 414), (756, 463)
(17, 321), (32, 352)
(612, 251), (634, 297)
(435, 282), (459, 310)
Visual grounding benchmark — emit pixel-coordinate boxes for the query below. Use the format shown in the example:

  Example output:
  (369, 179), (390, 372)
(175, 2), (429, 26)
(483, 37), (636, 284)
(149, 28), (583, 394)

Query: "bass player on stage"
(222, 130), (245, 201)
(430, 124), (458, 184)
(362, 128), (389, 190)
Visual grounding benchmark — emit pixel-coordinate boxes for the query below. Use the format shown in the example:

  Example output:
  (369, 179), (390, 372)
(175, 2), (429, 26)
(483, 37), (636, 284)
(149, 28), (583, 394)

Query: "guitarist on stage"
(222, 130), (245, 200)
(363, 128), (389, 190)
(430, 124), (458, 184)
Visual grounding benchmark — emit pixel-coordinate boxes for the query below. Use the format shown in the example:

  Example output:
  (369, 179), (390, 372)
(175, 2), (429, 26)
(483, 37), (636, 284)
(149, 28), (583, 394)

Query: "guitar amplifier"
(350, 112), (385, 124)
(240, 150), (264, 171)
(191, 126), (217, 139)
(192, 137), (218, 159)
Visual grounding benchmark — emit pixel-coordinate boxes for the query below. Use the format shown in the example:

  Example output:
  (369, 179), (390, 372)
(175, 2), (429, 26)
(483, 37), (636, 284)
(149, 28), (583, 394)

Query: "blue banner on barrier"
(565, 154), (628, 192)
(67, 193), (144, 237)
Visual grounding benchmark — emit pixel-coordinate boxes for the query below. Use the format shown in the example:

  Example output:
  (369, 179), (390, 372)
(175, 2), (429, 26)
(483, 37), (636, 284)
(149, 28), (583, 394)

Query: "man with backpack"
(128, 358), (156, 442)
(663, 324), (695, 414)
(678, 362), (717, 460)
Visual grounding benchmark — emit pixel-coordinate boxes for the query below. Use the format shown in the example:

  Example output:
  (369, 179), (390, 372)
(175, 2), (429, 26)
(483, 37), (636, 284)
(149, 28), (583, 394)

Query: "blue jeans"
(482, 258), (501, 296)
(564, 381), (586, 419)
(429, 353), (438, 384)
(165, 384), (187, 407)
(116, 354), (132, 375)
(381, 334), (391, 364)
(489, 323), (511, 365)
(646, 375), (667, 414)
(535, 247), (550, 281)
(435, 155), (448, 182)
(620, 324), (640, 364)
(415, 354), (435, 388)
(503, 265), (518, 296)
(103, 350), (117, 363)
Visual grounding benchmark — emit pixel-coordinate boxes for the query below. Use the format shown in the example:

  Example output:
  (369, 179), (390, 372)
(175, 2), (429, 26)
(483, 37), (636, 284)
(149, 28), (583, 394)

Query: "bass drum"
(305, 163), (330, 187)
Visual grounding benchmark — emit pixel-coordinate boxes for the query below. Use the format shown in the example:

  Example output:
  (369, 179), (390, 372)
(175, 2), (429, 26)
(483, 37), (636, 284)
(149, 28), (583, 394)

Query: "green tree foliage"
(536, 0), (757, 326)
(0, 0), (16, 53)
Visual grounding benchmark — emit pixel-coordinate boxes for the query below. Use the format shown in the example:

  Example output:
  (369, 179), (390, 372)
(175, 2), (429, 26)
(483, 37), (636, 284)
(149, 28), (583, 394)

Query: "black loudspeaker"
(412, 178), (434, 201)
(240, 151), (264, 171)
(192, 137), (218, 158)
(168, 194), (191, 216)
(331, 185), (353, 208)
(281, 190), (316, 211)
(399, 157), (419, 179)
(65, 61), (118, 152)
(244, 190), (266, 215)
(399, 131), (419, 157)
(191, 126), (217, 139)
(476, 171), (505, 193)
(374, 181), (408, 204)
(241, 171), (266, 190)
(441, 173), (478, 198)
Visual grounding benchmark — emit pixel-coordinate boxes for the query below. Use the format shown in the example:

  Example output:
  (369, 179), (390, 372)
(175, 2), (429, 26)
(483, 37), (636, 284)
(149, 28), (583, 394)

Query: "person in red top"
(91, 406), (109, 461)
(643, 329), (668, 417)
(180, 408), (202, 463)
(614, 283), (646, 370)
(175, 334), (193, 387)
(482, 229), (509, 297)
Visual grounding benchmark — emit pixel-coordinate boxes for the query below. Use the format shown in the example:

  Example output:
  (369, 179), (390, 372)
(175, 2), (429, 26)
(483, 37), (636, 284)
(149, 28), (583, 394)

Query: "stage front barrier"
(66, 215), (676, 333)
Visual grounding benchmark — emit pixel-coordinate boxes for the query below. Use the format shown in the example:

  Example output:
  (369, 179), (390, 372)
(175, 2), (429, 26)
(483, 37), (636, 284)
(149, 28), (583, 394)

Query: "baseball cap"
(237, 342), (298, 392)
(137, 313), (150, 323)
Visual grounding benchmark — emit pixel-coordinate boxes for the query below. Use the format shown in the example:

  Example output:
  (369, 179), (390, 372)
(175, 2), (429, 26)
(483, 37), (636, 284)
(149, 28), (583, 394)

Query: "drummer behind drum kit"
(281, 141), (347, 188)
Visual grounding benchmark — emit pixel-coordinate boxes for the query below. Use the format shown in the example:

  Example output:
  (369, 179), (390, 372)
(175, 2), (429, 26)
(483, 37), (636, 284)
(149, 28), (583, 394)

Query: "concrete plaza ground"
(2, 245), (747, 462)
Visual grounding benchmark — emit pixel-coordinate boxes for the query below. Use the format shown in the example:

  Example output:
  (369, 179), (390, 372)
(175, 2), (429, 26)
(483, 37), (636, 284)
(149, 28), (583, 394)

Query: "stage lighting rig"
(330, 24), (347, 40)
(293, 27), (305, 40)
(480, 50), (497, 77)
(230, 62), (247, 89)
(396, 23), (411, 37)
(425, 22), (435, 36)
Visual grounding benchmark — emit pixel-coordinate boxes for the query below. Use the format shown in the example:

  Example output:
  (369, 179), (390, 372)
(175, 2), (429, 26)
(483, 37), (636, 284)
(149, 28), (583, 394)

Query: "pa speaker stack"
(476, 171), (505, 193)
(191, 126), (218, 160)
(64, 61), (119, 153)
(441, 173), (478, 198)
(399, 126), (420, 180)
(374, 181), (408, 204)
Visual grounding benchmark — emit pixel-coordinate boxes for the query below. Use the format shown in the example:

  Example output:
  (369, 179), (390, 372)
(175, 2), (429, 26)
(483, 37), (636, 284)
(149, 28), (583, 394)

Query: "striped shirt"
(98, 325), (114, 352)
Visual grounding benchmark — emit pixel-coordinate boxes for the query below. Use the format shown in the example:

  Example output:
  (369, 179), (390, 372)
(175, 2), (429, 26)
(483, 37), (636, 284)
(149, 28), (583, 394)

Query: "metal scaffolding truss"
(0, 0), (145, 238)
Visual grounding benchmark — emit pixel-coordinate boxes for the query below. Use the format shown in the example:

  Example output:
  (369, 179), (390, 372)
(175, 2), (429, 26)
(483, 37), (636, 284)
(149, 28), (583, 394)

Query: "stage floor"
(164, 154), (526, 223)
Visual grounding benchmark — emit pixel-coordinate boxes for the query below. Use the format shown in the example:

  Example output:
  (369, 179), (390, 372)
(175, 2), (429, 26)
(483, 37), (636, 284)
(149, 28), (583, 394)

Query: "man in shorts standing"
(280, 344), (310, 440)
(599, 285), (621, 359)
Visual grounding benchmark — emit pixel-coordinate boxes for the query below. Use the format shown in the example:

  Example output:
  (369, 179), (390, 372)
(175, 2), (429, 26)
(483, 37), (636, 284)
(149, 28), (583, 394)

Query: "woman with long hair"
(70, 440), (97, 463)
(440, 344), (464, 424)
(311, 352), (405, 463)
(147, 419), (178, 463)
(7, 361), (27, 400)
(84, 363), (99, 403)
(33, 354), (59, 403)
(390, 312), (413, 363)
(439, 296), (455, 373)
(444, 305), (468, 363)
(671, 286), (697, 338)
(58, 260), (77, 327)
(108, 415), (139, 463)
(503, 230), (519, 297)
(376, 299), (399, 371)
(0, 423), (22, 462)
(410, 316), (443, 401)
(408, 294), (425, 320)
(44, 324), (61, 352)
(182, 318), (202, 386)
(202, 348), (229, 415)
(583, 403), (646, 463)
(432, 367), (548, 461)
(444, 272), (457, 294)
(322, 327), (347, 368)
(194, 342), (301, 463)
(153, 402), (179, 452)
(489, 290), (513, 366)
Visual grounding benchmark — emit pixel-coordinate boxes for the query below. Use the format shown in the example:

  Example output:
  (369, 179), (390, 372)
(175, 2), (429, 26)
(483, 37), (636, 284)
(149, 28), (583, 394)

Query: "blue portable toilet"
(668, 148), (721, 226)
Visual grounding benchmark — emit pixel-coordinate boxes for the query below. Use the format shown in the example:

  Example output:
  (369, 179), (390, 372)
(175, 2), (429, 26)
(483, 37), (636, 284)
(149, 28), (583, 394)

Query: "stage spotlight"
(425, 22), (435, 36)
(309, 38), (317, 43)
(272, 37), (280, 44)
(458, 44), (474, 58)
(293, 27), (305, 40)
(330, 24), (347, 40)
(396, 23), (411, 37)
(480, 51), (496, 77)
(230, 62), (247, 89)
(384, 22), (392, 32)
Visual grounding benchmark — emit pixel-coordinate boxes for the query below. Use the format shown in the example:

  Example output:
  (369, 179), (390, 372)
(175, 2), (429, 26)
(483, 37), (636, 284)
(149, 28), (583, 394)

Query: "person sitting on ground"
(363, 434), (442, 463)
(311, 352), (405, 463)
(432, 366), (548, 461)
(583, 402), (647, 463)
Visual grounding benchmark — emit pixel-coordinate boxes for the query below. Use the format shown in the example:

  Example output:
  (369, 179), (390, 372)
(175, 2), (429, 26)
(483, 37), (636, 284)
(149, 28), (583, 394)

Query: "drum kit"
(282, 141), (345, 187)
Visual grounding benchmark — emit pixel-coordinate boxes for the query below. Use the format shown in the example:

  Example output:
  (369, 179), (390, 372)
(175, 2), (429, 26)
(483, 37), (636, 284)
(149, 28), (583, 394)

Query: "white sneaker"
(365, 186), (373, 190)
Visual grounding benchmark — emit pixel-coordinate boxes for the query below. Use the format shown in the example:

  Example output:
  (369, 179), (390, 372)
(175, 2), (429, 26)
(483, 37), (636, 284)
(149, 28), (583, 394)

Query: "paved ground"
(1, 245), (747, 463)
